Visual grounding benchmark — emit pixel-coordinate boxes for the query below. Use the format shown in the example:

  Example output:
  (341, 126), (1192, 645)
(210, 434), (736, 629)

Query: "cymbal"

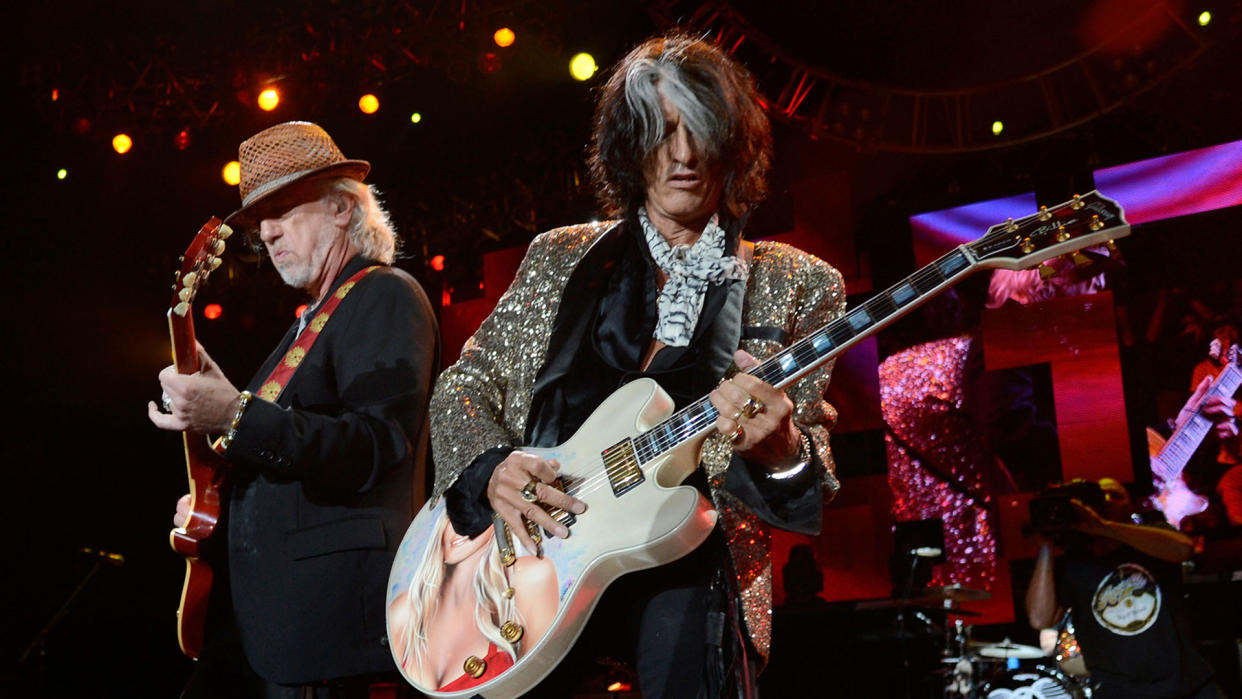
(917, 583), (991, 603)
(852, 599), (980, 616)
(970, 639), (1046, 659)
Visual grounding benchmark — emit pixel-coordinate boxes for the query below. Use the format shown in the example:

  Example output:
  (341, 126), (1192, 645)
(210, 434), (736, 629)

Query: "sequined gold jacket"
(429, 220), (845, 659)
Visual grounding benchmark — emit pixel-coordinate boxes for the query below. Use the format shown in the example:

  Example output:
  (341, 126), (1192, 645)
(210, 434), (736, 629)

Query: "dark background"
(5, 1), (1241, 695)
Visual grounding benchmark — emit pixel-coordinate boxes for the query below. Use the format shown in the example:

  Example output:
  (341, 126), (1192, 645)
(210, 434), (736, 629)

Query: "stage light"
(56, 168), (67, 180)
(479, 52), (502, 74)
(992, 120), (1004, 136)
(1198, 10), (1212, 25)
(174, 129), (192, 151)
(430, 254), (445, 271)
(294, 303), (308, 319)
(359, 94), (380, 114)
(223, 160), (241, 186)
(258, 88), (280, 111)
(203, 303), (223, 320)
(607, 682), (632, 692)
(51, 88), (59, 102)
(112, 133), (133, 154)
(72, 117), (91, 135)
(569, 52), (597, 81)
(494, 27), (516, 47)
(410, 112), (422, 124)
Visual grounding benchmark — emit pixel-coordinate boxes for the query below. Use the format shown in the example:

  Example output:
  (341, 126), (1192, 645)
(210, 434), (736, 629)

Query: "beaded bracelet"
(217, 390), (253, 453)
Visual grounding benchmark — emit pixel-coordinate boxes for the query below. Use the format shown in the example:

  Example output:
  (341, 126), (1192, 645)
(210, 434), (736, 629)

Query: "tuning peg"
(1039, 263), (1057, 280)
(218, 224), (234, 240)
(1020, 237), (1034, 254)
(1038, 206), (1052, 222)
(1089, 214), (1104, 231)
(1005, 218), (1018, 233)
(210, 256), (223, 270)
(1070, 194), (1084, 210)
(1104, 240), (1118, 254)
(173, 302), (191, 317)
(212, 238), (226, 255)
(182, 271), (198, 288)
(178, 287), (193, 302)
(1055, 225), (1070, 242)
(1072, 251), (1092, 267)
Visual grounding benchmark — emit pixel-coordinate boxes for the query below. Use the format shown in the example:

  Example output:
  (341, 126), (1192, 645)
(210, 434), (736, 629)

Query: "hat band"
(243, 167), (332, 207)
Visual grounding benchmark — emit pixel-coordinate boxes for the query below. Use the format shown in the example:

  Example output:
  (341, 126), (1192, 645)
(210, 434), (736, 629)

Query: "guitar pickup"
(540, 477), (577, 535)
(602, 439), (644, 497)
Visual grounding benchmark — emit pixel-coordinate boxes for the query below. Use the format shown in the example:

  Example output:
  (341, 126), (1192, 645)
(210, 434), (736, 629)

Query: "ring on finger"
(729, 407), (744, 423)
(161, 393), (173, 413)
(742, 397), (765, 418)
(728, 424), (744, 443)
(520, 478), (540, 503)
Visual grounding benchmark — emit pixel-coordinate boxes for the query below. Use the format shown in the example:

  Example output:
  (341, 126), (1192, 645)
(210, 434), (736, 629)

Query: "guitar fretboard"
(1153, 362), (1241, 480)
(632, 247), (976, 464)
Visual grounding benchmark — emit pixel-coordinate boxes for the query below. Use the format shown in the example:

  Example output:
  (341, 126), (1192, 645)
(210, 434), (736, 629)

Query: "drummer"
(1025, 478), (1225, 699)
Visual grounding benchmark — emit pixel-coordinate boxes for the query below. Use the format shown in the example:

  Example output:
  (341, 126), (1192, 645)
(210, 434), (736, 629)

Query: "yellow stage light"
(359, 94), (380, 114)
(57, 168), (68, 180)
(410, 112), (422, 124)
(569, 53), (598, 81)
(992, 120), (1004, 136)
(494, 27), (516, 48)
(112, 133), (133, 154)
(258, 88), (280, 111)
(223, 161), (241, 186)
(1198, 11), (1212, 26)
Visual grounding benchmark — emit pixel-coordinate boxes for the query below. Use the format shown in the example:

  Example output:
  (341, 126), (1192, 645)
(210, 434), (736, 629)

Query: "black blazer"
(223, 256), (438, 684)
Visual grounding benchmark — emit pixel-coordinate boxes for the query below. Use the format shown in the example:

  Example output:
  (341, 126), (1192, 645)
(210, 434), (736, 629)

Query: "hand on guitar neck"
(148, 340), (244, 436)
(1177, 375), (1239, 443)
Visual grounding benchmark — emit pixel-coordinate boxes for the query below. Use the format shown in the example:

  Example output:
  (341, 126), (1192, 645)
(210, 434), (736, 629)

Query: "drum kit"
(909, 585), (1097, 699)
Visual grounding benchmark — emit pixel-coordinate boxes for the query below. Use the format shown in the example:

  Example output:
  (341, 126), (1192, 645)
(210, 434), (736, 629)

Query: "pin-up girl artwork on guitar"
(387, 504), (558, 691)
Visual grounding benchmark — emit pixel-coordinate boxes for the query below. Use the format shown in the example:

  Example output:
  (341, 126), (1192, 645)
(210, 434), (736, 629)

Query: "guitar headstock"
(1209, 340), (1240, 367)
(968, 190), (1130, 271)
(171, 217), (233, 318)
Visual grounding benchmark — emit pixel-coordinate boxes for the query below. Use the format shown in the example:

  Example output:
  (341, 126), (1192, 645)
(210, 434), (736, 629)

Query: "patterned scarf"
(639, 207), (749, 347)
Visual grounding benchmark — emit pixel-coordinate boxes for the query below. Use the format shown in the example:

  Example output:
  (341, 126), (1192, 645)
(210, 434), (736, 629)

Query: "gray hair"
(331, 178), (398, 264)
(622, 55), (724, 163)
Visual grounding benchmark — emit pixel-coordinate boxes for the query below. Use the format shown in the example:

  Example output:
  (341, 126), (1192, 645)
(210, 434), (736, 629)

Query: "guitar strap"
(212, 265), (380, 454)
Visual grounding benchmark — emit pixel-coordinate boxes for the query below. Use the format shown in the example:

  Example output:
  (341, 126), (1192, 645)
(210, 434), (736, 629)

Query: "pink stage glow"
(1093, 139), (1242, 225)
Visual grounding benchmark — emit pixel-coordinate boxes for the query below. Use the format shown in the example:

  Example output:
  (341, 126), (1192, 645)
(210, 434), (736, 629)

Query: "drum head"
(984, 667), (1083, 699)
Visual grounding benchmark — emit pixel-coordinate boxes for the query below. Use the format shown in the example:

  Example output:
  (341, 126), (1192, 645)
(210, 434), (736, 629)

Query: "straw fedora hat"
(224, 121), (370, 230)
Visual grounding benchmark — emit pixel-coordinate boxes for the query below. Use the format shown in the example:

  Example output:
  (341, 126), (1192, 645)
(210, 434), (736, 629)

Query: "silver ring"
(520, 479), (539, 503)
(161, 393), (173, 413)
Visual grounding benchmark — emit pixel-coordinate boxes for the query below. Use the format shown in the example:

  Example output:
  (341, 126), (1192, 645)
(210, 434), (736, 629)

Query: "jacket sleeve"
(722, 249), (846, 534)
(225, 270), (439, 495)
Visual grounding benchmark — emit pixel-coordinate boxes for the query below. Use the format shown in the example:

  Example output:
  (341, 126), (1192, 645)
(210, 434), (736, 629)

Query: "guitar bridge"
(602, 439), (644, 497)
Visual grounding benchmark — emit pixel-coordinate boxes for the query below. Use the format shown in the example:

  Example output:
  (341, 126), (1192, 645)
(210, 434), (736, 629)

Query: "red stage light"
(51, 88), (59, 102)
(174, 129), (192, 150)
(478, 52), (502, 74)
(430, 254), (445, 271)
(203, 303), (223, 320)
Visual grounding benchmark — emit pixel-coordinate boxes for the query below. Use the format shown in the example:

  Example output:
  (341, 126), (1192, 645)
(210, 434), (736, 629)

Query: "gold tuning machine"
(1020, 237), (1034, 254)
(1038, 206), (1052, 222)
(1089, 214), (1104, 231)
(1005, 217), (1018, 233)
(1070, 194), (1084, 210)
(1104, 240), (1118, 254)
(1039, 263), (1056, 280)
(1055, 225), (1070, 242)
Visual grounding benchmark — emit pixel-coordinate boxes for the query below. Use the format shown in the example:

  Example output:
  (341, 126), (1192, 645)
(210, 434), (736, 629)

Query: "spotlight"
(258, 88), (280, 111)
(494, 27), (516, 48)
(359, 94), (380, 114)
(223, 161), (241, 186)
(112, 133), (133, 154)
(51, 88), (59, 102)
(479, 52), (502, 74)
(72, 117), (91, 135)
(56, 168), (68, 180)
(203, 303), (223, 320)
(569, 53), (598, 81)
(1198, 11), (1212, 26)
(410, 112), (423, 124)
(430, 254), (445, 271)
(174, 128), (192, 151)
(991, 120), (1004, 136)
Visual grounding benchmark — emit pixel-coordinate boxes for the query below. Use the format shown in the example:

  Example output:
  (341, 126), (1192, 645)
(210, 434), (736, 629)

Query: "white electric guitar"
(1148, 341), (1240, 528)
(386, 192), (1131, 697)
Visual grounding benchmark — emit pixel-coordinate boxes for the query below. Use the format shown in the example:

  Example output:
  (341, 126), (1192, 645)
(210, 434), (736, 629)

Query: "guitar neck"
(633, 246), (977, 462)
(1153, 362), (1242, 479)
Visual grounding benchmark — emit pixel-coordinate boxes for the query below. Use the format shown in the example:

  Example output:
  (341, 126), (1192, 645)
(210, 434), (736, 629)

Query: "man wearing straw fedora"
(150, 121), (438, 696)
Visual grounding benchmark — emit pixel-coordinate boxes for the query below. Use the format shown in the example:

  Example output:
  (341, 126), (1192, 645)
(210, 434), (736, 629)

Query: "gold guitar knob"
(500, 621), (525, 643)
(463, 655), (487, 679)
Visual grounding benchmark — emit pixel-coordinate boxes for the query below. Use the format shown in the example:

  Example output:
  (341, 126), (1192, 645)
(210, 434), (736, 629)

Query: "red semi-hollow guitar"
(165, 217), (233, 659)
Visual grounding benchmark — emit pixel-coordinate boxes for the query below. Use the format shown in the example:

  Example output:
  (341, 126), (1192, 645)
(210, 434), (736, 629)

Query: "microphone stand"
(17, 556), (108, 681)
(895, 551), (924, 699)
